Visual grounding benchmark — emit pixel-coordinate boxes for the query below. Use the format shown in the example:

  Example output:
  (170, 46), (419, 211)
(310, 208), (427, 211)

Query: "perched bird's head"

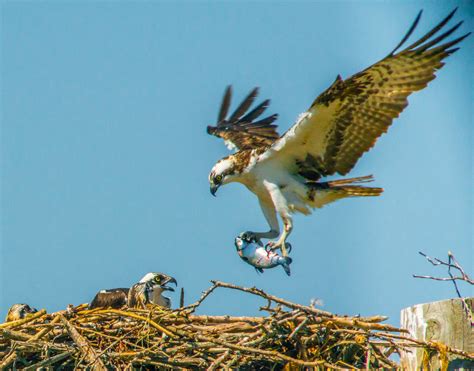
(6, 303), (38, 322)
(209, 156), (239, 196)
(139, 272), (177, 292)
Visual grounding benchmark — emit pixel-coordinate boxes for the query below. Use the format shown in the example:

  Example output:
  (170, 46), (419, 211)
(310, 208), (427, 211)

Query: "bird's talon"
(267, 241), (282, 251)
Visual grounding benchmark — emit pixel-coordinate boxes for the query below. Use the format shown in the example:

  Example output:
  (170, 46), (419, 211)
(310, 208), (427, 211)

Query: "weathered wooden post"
(400, 297), (474, 370)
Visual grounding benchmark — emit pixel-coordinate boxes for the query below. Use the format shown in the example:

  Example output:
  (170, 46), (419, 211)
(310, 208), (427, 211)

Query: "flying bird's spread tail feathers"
(319, 175), (384, 197)
(306, 175), (383, 209)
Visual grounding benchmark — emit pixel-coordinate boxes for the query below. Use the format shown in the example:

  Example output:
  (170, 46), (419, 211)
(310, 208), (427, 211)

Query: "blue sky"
(1, 1), (472, 324)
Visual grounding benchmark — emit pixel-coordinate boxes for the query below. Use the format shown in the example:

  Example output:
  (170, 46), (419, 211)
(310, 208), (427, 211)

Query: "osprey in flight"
(207, 9), (469, 256)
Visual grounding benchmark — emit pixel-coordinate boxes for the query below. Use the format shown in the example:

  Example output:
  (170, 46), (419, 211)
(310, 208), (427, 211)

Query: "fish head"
(234, 234), (249, 251)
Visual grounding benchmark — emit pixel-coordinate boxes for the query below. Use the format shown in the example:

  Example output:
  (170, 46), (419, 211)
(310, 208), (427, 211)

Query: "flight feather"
(260, 9), (470, 178)
(207, 86), (280, 150)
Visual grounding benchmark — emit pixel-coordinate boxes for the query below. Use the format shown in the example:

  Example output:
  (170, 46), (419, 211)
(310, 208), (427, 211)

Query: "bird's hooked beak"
(160, 275), (178, 292)
(210, 183), (220, 197)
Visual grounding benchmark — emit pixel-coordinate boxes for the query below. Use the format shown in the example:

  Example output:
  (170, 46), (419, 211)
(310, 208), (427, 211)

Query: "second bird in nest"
(89, 272), (177, 310)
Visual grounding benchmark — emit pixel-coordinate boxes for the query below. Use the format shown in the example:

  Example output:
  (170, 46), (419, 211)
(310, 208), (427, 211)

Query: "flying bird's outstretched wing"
(207, 86), (280, 150)
(260, 9), (470, 179)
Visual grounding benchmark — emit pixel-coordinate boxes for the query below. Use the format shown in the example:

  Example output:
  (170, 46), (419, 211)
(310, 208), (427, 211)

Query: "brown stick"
(289, 318), (309, 340)
(22, 351), (74, 371)
(211, 281), (334, 317)
(59, 314), (108, 370)
(0, 328), (32, 341)
(196, 334), (325, 367)
(180, 287), (185, 308)
(91, 309), (176, 337)
(0, 309), (46, 329)
(27, 315), (61, 342)
(187, 315), (265, 323)
(207, 350), (231, 371)
(180, 282), (220, 313)
(0, 351), (17, 369)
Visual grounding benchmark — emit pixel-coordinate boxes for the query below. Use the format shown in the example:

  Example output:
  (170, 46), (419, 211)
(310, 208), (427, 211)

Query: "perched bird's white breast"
(151, 287), (171, 308)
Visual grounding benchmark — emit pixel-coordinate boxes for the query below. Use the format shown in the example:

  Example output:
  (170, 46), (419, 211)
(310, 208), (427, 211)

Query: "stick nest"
(1, 281), (472, 370)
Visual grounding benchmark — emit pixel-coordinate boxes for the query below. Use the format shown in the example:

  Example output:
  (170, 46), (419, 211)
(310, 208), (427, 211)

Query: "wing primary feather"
(414, 21), (464, 53)
(444, 47), (460, 54)
(218, 85), (232, 123)
(228, 87), (259, 122)
(388, 9), (423, 56)
(423, 32), (471, 55)
(207, 86), (280, 150)
(240, 99), (270, 123)
(403, 7), (458, 51)
(252, 114), (279, 127)
(248, 123), (278, 129)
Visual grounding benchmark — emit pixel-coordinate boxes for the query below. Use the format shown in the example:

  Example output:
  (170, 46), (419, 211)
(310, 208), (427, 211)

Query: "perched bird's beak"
(160, 276), (178, 292)
(210, 184), (219, 197)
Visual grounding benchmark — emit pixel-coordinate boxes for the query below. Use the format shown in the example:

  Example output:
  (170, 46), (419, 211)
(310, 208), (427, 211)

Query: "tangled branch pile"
(1, 281), (472, 370)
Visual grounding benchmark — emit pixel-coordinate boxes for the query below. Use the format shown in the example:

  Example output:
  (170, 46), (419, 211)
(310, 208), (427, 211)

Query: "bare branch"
(414, 251), (473, 325)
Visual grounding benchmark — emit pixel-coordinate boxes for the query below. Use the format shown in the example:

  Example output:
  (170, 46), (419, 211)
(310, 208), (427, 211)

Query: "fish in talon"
(267, 242), (293, 254)
(235, 234), (292, 276)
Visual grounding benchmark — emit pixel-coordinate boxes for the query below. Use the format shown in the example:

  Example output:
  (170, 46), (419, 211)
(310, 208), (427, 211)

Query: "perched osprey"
(128, 273), (177, 309)
(207, 10), (469, 256)
(5, 304), (38, 322)
(89, 273), (177, 309)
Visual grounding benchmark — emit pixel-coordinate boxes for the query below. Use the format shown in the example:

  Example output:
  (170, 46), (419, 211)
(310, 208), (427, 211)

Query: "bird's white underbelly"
(242, 164), (311, 215)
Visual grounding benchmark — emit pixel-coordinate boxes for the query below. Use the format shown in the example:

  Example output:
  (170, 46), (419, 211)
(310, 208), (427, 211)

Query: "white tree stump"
(401, 297), (474, 370)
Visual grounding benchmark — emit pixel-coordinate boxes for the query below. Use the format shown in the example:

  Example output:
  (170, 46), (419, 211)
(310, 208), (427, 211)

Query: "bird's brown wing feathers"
(89, 288), (129, 309)
(207, 86), (280, 150)
(260, 9), (469, 179)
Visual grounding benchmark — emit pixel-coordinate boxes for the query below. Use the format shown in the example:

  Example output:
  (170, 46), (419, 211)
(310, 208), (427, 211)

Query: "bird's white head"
(138, 272), (177, 292)
(209, 155), (241, 196)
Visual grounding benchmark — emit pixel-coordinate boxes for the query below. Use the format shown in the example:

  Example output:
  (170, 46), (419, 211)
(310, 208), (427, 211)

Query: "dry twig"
(414, 251), (473, 325)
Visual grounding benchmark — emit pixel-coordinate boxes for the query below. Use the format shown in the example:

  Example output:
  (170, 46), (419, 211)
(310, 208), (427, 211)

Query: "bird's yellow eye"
(154, 276), (161, 283)
(215, 175), (223, 183)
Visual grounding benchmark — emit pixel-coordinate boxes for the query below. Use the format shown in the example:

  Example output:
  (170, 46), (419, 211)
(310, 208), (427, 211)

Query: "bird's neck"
(150, 287), (170, 307)
(230, 171), (256, 189)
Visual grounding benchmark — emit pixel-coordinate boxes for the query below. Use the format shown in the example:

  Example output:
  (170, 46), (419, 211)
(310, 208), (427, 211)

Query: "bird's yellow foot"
(266, 241), (291, 257)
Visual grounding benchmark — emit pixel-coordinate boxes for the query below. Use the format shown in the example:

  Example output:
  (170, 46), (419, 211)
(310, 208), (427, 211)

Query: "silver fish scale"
(235, 234), (292, 276)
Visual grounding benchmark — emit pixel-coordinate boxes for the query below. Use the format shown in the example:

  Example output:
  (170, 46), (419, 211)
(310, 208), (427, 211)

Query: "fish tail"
(281, 257), (292, 276)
